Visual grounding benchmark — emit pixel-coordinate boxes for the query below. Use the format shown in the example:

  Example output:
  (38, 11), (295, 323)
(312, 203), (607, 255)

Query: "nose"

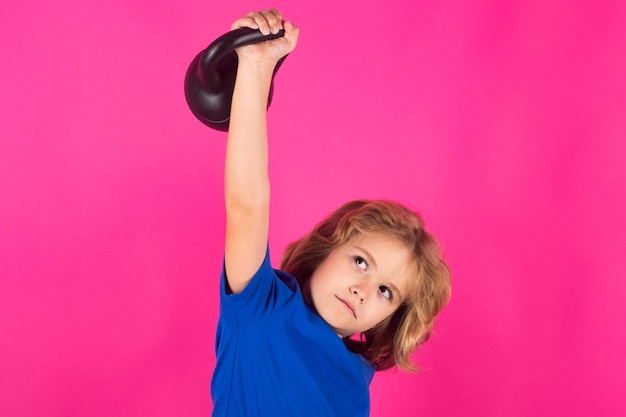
(351, 286), (368, 303)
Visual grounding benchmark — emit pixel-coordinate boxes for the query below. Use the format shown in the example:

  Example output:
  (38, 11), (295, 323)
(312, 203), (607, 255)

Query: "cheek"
(368, 301), (391, 320)
(308, 271), (330, 302)
(380, 302), (401, 320)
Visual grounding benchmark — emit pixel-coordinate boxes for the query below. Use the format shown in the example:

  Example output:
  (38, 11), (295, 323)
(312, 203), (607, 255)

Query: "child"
(212, 8), (451, 417)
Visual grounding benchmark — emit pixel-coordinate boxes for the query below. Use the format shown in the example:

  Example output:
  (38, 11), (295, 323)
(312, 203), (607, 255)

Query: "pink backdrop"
(2, 1), (625, 416)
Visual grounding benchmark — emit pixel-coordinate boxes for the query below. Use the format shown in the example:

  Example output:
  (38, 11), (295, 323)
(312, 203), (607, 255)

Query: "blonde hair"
(281, 200), (451, 372)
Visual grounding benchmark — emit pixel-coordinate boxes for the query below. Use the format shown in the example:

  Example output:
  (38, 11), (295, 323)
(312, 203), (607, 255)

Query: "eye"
(379, 286), (392, 300)
(354, 256), (368, 270)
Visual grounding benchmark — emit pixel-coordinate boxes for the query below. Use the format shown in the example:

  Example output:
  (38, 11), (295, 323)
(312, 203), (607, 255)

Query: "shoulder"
(219, 248), (300, 321)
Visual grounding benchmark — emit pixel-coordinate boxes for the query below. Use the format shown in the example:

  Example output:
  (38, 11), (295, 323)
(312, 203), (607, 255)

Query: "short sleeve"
(219, 246), (298, 324)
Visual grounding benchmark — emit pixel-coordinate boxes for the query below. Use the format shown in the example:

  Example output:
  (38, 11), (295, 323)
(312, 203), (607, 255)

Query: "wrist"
(233, 61), (274, 103)
(237, 59), (277, 74)
(236, 61), (277, 87)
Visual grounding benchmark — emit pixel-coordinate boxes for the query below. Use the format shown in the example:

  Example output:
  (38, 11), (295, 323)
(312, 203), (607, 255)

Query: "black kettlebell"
(184, 27), (287, 131)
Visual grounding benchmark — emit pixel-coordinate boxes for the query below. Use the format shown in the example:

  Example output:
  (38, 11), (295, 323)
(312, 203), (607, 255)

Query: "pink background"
(2, 0), (625, 416)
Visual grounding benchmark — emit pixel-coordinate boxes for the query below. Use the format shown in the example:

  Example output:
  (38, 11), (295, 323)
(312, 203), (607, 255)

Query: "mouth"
(336, 296), (356, 318)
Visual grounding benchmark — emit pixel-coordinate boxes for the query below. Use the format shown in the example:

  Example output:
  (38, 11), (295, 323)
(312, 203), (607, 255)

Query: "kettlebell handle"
(184, 27), (287, 131)
(199, 27), (285, 86)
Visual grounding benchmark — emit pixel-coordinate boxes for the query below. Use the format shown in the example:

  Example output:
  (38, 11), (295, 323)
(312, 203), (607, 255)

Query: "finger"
(260, 8), (283, 34)
(245, 10), (272, 35)
(230, 16), (259, 31)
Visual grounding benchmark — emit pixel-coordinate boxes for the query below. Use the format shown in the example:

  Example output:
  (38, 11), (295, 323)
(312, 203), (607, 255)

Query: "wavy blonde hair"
(281, 200), (451, 372)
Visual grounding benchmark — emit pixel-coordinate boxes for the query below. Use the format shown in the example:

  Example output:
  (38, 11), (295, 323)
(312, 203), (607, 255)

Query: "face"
(306, 232), (413, 338)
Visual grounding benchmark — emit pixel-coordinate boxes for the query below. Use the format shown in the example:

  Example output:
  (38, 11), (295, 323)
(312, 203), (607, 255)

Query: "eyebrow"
(354, 245), (404, 300)
(354, 245), (377, 269)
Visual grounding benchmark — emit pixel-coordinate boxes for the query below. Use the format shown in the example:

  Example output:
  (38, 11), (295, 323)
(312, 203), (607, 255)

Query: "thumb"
(283, 20), (300, 48)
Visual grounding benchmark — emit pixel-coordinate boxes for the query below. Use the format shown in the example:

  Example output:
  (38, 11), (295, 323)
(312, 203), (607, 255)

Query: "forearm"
(224, 62), (275, 210)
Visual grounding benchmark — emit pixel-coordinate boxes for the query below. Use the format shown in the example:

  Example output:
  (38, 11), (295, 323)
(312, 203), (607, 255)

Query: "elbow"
(224, 178), (270, 214)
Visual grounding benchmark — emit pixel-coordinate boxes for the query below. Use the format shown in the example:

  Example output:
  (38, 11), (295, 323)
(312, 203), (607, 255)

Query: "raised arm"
(224, 9), (299, 294)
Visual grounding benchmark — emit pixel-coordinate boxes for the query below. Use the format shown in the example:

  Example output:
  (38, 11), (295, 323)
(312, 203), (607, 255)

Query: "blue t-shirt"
(211, 248), (376, 416)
